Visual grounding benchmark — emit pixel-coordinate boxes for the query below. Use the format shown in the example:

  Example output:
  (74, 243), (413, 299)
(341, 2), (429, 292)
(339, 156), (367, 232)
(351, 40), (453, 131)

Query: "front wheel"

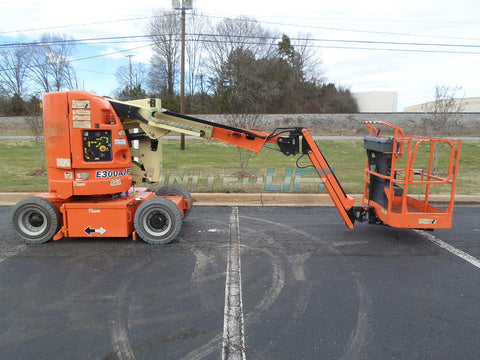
(134, 197), (183, 245)
(10, 197), (61, 244)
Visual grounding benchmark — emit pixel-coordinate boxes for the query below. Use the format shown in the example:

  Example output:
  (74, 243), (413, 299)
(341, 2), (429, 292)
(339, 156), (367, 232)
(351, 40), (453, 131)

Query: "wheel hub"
(18, 209), (47, 236)
(143, 208), (172, 237)
(28, 213), (45, 228)
(148, 211), (168, 231)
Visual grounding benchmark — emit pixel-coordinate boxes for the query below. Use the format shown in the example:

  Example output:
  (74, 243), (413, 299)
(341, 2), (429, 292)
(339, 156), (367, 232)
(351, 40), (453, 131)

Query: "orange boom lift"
(10, 91), (461, 244)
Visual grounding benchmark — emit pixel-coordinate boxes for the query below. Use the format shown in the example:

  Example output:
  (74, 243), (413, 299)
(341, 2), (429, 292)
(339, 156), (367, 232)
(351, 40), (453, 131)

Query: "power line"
(0, 44), (152, 74)
(0, 16), (154, 34)
(196, 13), (480, 43)
(0, 35), (151, 48)
(2, 32), (480, 51)
(75, 67), (116, 75)
(186, 32), (480, 49)
(70, 44), (153, 62)
(2, 11), (479, 45)
(189, 38), (480, 55)
(304, 44), (480, 55)
(1, 30), (479, 76)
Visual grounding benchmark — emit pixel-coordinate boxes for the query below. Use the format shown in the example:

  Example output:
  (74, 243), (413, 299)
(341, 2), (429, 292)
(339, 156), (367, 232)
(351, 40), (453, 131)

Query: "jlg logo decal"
(95, 168), (131, 178)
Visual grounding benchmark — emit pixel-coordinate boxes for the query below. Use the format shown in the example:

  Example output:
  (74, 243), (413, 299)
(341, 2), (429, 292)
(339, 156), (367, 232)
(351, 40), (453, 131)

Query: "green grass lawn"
(159, 139), (367, 193)
(0, 140), (48, 192)
(0, 138), (478, 195)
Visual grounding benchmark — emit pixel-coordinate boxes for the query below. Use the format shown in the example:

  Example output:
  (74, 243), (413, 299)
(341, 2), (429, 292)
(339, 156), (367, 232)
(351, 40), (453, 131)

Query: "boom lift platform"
(10, 91), (461, 244)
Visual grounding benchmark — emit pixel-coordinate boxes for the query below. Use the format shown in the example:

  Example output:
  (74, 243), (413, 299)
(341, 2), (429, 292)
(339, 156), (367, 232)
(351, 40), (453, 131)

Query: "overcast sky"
(1, 0), (479, 110)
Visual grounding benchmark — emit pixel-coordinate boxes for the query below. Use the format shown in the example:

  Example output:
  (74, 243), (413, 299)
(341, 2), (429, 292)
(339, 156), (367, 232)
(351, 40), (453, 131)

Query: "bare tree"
(421, 85), (464, 136)
(422, 85), (465, 173)
(148, 10), (181, 97)
(147, 10), (210, 105)
(224, 113), (263, 170)
(288, 33), (323, 83)
(24, 97), (46, 173)
(185, 11), (210, 97)
(28, 33), (77, 93)
(147, 56), (169, 96)
(0, 46), (29, 98)
(115, 62), (148, 95)
(217, 47), (272, 169)
(205, 16), (275, 78)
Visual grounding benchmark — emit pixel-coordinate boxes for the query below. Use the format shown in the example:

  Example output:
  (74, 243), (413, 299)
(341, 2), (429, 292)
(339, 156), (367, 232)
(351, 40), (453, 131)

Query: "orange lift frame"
(10, 91), (462, 244)
(361, 121), (461, 229)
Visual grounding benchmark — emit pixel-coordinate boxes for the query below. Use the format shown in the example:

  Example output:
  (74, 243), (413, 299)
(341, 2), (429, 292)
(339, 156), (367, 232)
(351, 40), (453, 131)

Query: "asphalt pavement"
(1, 205), (479, 359)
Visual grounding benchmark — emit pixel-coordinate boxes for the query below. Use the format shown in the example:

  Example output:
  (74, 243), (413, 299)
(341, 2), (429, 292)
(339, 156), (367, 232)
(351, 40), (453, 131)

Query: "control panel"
(83, 130), (112, 162)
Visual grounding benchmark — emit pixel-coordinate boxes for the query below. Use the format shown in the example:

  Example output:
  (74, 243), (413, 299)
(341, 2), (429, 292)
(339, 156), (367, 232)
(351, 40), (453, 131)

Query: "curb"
(192, 193), (363, 206)
(1, 192), (480, 207)
(0, 193), (39, 206)
(192, 193), (480, 206)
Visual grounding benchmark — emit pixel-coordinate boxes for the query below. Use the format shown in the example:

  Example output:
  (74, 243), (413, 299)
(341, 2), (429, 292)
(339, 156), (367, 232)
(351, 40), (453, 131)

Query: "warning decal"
(72, 99), (91, 128)
(418, 218), (437, 225)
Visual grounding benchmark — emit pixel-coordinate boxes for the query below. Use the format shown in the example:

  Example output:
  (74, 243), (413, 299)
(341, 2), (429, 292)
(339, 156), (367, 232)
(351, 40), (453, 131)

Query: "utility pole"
(173, 0), (192, 150)
(125, 54), (134, 97)
(180, 7), (186, 150)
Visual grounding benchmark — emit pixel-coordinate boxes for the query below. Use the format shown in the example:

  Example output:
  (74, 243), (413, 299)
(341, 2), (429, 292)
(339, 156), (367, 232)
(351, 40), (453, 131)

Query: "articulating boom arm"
(300, 129), (356, 228)
(107, 97), (356, 228)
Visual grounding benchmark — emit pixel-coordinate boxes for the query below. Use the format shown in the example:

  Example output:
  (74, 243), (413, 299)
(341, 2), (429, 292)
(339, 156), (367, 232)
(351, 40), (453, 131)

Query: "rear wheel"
(155, 184), (192, 217)
(134, 197), (182, 244)
(10, 197), (61, 244)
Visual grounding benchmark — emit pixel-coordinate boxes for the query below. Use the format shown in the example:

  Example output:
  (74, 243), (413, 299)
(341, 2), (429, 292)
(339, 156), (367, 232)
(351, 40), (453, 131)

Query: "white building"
(352, 91), (398, 112)
(404, 97), (480, 112)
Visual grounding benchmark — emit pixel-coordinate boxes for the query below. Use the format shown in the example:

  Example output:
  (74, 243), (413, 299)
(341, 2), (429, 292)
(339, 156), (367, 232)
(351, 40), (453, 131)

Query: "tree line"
(0, 33), (76, 115)
(0, 12), (358, 116)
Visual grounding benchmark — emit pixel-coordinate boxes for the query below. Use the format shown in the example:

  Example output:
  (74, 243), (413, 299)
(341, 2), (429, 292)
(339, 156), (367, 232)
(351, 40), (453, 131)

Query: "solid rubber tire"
(134, 197), (183, 244)
(10, 197), (61, 244)
(154, 184), (193, 217)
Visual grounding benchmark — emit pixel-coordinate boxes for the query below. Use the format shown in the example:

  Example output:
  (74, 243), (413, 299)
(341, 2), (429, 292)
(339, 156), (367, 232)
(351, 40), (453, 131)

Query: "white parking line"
(222, 207), (246, 360)
(414, 230), (480, 269)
